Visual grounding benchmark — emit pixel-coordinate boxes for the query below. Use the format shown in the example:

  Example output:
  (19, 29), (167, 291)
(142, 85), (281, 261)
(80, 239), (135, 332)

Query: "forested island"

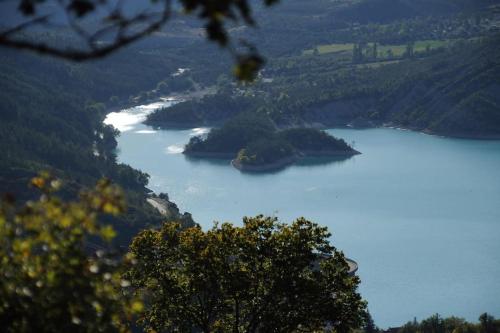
(183, 113), (359, 172)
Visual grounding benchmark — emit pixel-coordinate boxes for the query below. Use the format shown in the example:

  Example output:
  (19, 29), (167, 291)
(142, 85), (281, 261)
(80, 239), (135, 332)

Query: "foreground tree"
(127, 215), (366, 333)
(364, 310), (380, 333)
(0, 173), (143, 332)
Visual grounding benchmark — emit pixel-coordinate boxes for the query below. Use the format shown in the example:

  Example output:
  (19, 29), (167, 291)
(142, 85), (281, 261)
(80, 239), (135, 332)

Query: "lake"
(105, 100), (500, 328)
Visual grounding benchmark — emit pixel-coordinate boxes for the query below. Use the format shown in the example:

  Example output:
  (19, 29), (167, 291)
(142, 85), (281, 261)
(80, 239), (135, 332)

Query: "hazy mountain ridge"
(335, 0), (500, 23)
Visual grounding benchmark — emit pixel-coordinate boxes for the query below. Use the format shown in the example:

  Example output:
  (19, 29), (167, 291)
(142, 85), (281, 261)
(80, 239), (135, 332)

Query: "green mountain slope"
(149, 36), (500, 139)
(303, 37), (500, 138)
(335, 0), (499, 23)
(0, 47), (202, 245)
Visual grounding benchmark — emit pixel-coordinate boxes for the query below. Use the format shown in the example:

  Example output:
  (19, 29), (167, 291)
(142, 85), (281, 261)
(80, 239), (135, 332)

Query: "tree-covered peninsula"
(184, 113), (359, 172)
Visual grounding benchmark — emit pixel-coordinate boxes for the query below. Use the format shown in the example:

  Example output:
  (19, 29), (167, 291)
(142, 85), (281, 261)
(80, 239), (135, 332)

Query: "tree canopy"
(0, 173), (143, 333)
(1, 174), (366, 332)
(127, 215), (366, 333)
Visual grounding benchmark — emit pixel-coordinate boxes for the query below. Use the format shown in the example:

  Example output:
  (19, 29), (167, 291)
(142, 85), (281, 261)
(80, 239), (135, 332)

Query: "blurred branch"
(0, 0), (278, 79)
(0, 0), (172, 61)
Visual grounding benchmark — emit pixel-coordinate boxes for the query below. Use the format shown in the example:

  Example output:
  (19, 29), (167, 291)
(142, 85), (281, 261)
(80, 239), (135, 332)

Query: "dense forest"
(0, 38), (225, 243)
(183, 113), (357, 171)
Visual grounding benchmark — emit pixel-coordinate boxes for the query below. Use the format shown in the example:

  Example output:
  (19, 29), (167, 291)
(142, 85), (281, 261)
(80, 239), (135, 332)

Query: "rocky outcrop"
(147, 193), (195, 228)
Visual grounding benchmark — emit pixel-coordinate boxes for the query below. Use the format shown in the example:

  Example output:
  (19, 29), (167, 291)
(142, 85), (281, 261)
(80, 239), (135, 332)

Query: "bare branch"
(0, 0), (275, 79)
(0, 0), (172, 61)
(0, 15), (50, 37)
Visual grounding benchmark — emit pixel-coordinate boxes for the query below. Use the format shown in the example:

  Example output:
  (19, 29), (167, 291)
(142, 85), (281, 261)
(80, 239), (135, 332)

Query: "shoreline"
(183, 151), (235, 159)
(300, 149), (361, 157)
(231, 149), (359, 173)
(146, 121), (207, 130)
(231, 155), (299, 172)
(420, 128), (500, 140)
(109, 87), (500, 142)
(104, 86), (216, 118)
(149, 117), (500, 141)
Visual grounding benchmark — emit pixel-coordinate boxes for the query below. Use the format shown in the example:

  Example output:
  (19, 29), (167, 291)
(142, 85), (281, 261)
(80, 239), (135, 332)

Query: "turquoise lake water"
(105, 101), (500, 327)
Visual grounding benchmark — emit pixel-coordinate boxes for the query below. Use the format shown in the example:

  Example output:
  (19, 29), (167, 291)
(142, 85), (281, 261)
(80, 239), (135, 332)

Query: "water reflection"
(183, 155), (233, 167)
(183, 154), (357, 173)
(104, 98), (180, 132)
(295, 155), (354, 168)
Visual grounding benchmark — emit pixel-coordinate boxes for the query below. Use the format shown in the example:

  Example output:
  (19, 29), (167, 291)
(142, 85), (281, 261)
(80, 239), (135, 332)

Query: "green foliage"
(398, 313), (500, 333)
(279, 128), (353, 152)
(184, 112), (276, 154)
(363, 311), (380, 333)
(0, 173), (143, 333)
(184, 111), (357, 169)
(333, 0), (495, 24)
(146, 92), (259, 127)
(480, 313), (498, 333)
(127, 215), (366, 333)
(184, 111), (356, 169)
(235, 127), (357, 168)
(0, 49), (190, 244)
(237, 138), (296, 166)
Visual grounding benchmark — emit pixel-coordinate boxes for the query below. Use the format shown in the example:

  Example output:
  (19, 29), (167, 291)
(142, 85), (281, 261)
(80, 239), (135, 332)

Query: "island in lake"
(183, 113), (360, 172)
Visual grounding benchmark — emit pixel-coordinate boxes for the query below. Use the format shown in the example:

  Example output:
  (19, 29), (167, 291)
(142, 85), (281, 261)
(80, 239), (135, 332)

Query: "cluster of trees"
(352, 42), (381, 63)
(0, 174), (141, 332)
(184, 112), (356, 170)
(0, 174), (367, 332)
(333, 0), (496, 24)
(235, 138), (297, 167)
(350, 41), (423, 63)
(232, 0), (497, 59)
(235, 127), (356, 169)
(397, 313), (500, 333)
(280, 128), (354, 153)
(184, 113), (276, 155)
(331, 10), (498, 44)
(0, 24), (245, 244)
(146, 92), (260, 128)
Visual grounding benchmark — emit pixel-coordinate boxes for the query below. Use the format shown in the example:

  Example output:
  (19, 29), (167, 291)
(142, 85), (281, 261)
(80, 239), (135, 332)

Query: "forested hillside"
(149, 35), (500, 138)
(334, 0), (500, 23)
(0, 40), (223, 243)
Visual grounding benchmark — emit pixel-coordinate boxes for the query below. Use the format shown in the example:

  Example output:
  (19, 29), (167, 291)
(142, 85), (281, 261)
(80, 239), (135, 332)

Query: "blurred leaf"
(68, 0), (95, 17)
